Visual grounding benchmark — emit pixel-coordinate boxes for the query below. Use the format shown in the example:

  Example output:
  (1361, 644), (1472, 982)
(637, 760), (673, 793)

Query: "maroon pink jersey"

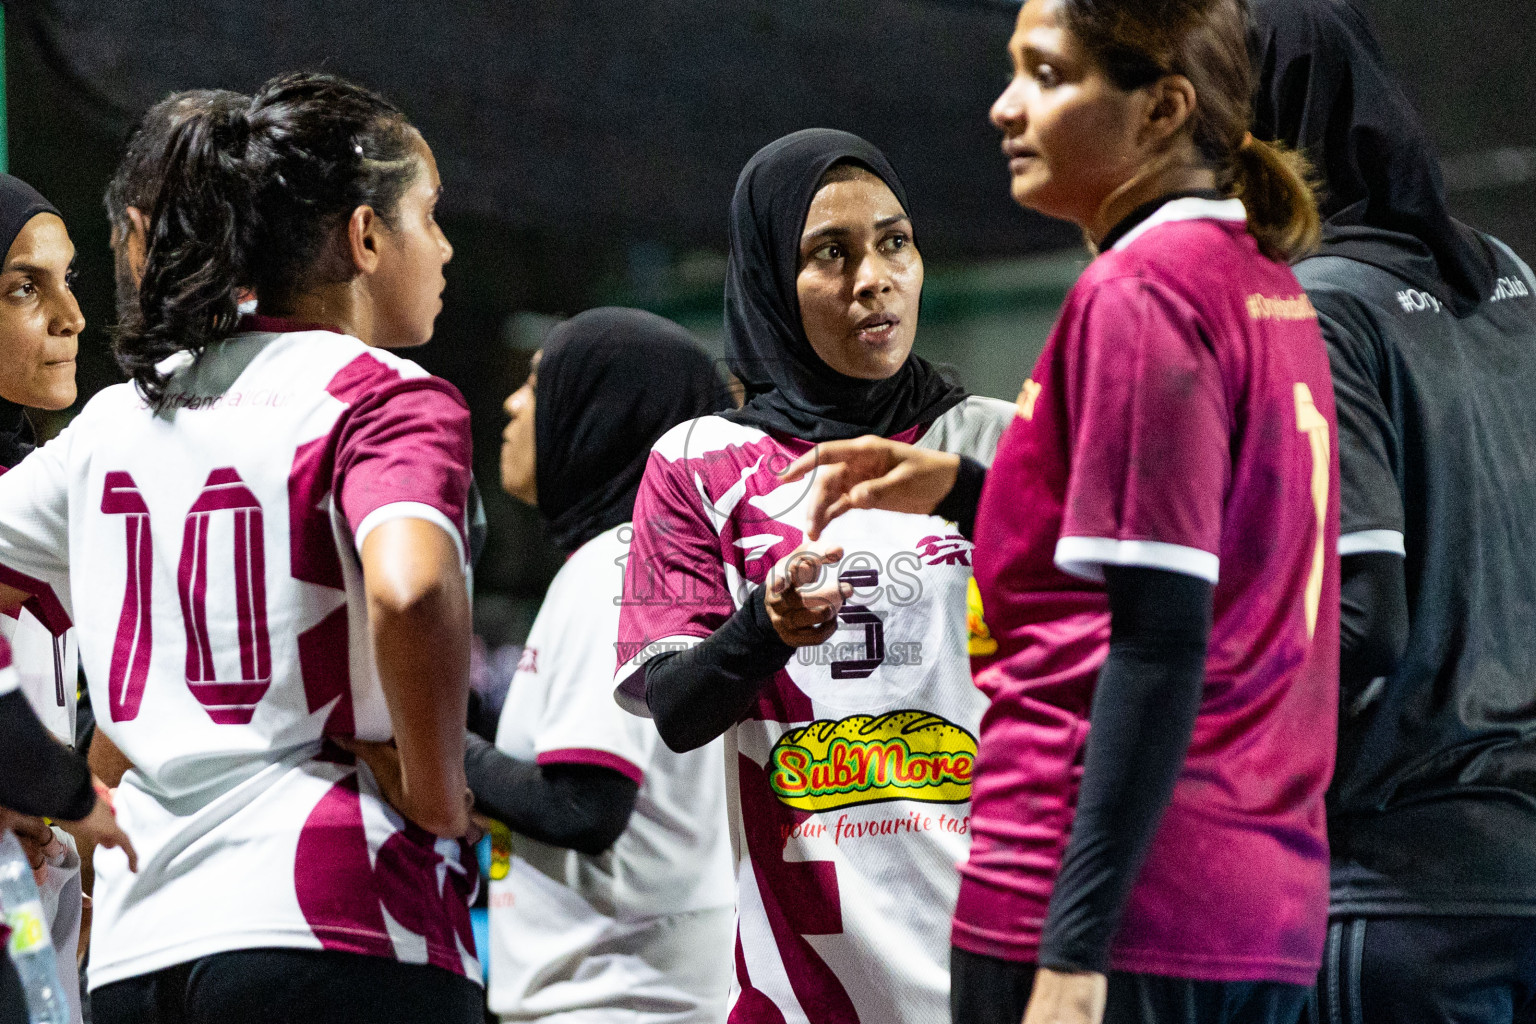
(614, 397), (1012, 1024)
(954, 198), (1339, 984)
(0, 319), (480, 987)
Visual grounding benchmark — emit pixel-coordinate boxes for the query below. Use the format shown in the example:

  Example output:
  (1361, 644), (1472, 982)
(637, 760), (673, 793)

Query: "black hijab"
(722, 129), (965, 442)
(0, 174), (62, 469)
(534, 307), (731, 553)
(1249, 0), (1496, 314)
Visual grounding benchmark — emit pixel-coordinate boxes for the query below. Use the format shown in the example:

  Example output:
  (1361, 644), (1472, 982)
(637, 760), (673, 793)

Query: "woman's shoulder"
(72, 380), (150, 427)
(650, 412), (769, 463)
(914, 396), (1015, 464)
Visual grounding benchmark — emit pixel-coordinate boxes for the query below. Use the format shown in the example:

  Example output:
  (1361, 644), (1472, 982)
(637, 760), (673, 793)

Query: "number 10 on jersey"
(102, 468), (273, 725)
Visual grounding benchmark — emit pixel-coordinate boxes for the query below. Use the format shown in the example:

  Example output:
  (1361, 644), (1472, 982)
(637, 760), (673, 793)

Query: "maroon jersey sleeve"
(613, 449), (735, 711)
(1055, 277), (1228, 584)
(333, 376), (474, 562)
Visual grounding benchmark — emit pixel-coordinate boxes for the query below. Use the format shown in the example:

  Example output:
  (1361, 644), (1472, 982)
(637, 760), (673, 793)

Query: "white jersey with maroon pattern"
(0, 324), (480, 989)
(0, 605), (76, 742)
(0, 456), (78, 744)
(615, 397), (1011, 1024)
(488, 524), (735, 1023)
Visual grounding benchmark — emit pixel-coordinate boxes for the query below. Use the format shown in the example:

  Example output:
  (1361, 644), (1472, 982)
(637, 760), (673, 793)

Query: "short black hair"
(104, 89), (249, 232)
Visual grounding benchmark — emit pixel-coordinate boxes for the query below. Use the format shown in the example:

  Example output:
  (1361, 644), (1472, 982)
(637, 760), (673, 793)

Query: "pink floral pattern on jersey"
(294, 773), (478, 976)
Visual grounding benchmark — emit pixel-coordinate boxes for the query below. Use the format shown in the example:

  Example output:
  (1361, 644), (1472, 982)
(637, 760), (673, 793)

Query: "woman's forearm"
(933, 456), (988, 539)
(0, 690), (95, 820)
(645, 588), (795, 752)
(463, 733), (638, 855)
(1037, 564), (1211, 974)
(363, 518), (471, 838)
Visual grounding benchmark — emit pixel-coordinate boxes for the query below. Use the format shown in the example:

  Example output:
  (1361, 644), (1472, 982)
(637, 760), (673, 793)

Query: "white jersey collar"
(1110, 197), (1247, 253)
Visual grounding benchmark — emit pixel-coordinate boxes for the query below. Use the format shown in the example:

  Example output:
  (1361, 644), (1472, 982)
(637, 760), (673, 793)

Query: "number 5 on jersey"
(102, 468), (273, 724)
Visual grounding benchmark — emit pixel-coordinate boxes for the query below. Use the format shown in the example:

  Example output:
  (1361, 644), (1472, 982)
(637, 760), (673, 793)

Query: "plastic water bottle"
(0, 830), (69, 1024)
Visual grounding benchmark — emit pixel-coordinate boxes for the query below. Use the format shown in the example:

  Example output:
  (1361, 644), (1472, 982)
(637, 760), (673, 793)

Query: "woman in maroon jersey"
(783, 1), (1337, 1023)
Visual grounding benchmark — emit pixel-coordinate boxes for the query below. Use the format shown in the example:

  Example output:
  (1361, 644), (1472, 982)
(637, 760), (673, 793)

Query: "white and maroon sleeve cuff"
(613, 633), (706, 717)
(1055, 536), (1220, 585)
(353, 501), (467, 566)
(0, 635), (16, 695)
(536, 748), (645, 786)
(1338, 529), (1406, 558)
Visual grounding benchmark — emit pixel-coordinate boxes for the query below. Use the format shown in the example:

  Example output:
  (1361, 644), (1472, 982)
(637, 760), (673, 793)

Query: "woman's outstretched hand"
(778, 437), (961, 541)
(765, 542), (853, 647)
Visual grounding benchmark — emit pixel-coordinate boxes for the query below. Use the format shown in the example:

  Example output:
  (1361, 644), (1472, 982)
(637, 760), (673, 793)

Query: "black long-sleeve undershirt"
(463, 732), (638, 856)
(642, 456), (987, 753)
(643, 586), (795, 753)
(1038, 565), (1212, 975)
(935, 456), (988, 539)
(0, 690), (95, 820)
(1339, 552), (1408, 703)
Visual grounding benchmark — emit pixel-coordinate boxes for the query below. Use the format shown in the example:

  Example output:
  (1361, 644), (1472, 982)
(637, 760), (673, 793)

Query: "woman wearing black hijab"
(614, 129), (1012, 1024)
(468, 308), (739, 1023)
(1250, 3), (1536, 1020)
(0, 173), (135, 1024)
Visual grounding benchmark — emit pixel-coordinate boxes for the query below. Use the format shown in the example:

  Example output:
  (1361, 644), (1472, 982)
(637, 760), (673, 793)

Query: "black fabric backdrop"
(2, 0), (1530, 600)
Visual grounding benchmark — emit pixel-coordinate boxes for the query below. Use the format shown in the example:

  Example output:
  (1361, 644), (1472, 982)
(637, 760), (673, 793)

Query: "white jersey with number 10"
(0, 322), (480, 989)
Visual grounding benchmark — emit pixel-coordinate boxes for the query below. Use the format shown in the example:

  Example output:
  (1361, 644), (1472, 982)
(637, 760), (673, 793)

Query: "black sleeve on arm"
(1037, 564), (1212, 974)
(0, 690), (96, 820)
(644, 587), (795, 753)
(933, 456), (988, 540)
(463, 731), (639, 856)
(1339, 552), (1409, 697)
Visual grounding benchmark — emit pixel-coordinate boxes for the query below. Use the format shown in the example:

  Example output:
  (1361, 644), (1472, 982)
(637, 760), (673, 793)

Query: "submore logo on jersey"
(768, 710), (977, 812)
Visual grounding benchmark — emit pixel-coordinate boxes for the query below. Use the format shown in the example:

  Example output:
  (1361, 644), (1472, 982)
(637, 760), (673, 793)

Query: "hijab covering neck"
(0, 175), (60, 469)
(1249, 0), (1496, 314)
(0, 398), (35, 470)
(534, 307), (731, 553)
(722, 128), (965, 442)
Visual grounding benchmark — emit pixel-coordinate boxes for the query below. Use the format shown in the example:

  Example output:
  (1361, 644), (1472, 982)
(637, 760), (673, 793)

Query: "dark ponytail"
(1059, 0), (1320, 262)
(116, 72), (420, 403)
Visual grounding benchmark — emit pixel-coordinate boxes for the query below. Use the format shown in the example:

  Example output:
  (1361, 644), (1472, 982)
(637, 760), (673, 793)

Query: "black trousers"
(952, 946), (1309, 1024)
(91, 947), (483, 1024)
(1307, 916), (1536, 1024)
(0, 955), (26, 1024)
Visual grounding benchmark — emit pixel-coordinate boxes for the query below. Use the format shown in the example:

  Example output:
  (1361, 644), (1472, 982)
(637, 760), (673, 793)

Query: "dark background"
(4, 0), (1531, 629)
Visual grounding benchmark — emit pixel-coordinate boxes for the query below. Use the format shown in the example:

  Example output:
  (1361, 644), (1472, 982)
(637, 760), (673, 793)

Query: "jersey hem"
(1338, 530), (1406, 557)
(86, 926), (482, 991)
(536, 748), (645, 786)
(0, 561), (71, 634)
(949, 928), (1319, 985)
(1054, 536), (1219, 584)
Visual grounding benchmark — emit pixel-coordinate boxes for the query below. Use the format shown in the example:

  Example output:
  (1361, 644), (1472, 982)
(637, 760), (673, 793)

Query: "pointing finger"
(778, 449), (820, 484)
